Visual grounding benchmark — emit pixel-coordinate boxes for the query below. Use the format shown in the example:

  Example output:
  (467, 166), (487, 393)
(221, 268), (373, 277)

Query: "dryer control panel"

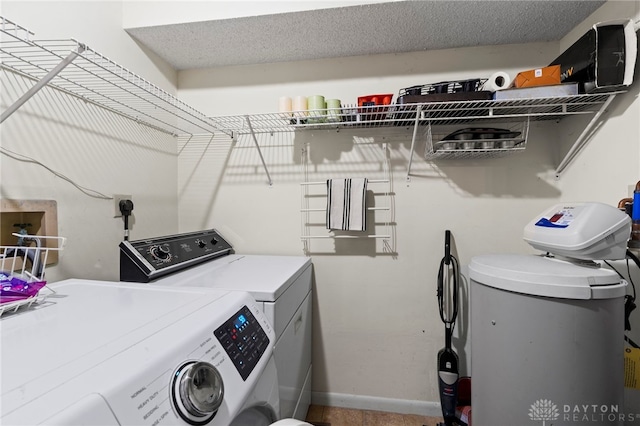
(119, 229), (234, 282)
(214, 305), (270, 381)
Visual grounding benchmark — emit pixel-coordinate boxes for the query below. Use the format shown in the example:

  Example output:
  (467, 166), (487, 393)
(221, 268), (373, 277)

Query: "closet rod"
(300, 179), (389, 186)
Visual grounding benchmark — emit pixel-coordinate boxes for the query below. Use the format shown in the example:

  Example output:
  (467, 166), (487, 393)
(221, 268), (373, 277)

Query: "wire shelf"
(425, 117), (530, 160)
(208, 93), (618, 135)
(0, 16), (219, 136)
(0, 233), (66, 317)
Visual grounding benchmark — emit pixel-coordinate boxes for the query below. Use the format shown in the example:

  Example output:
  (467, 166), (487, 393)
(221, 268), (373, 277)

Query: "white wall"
(1, 1), (180, 282)
(176, 0), (640, 414)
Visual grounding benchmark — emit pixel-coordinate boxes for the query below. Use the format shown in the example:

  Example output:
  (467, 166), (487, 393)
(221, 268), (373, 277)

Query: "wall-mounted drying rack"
(300, 143), (395, 255)
(300, 179), (391, 227)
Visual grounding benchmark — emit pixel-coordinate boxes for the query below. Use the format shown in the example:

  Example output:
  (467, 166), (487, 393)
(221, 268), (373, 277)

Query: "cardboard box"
(514, 65), (561, 88)
(549, 19), (637, 93)
(494, 83), (578, 100)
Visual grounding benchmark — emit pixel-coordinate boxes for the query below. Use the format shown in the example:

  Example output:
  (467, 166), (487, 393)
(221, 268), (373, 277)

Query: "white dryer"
(119, 229), (313, 420)
(0, 280), (312, 426)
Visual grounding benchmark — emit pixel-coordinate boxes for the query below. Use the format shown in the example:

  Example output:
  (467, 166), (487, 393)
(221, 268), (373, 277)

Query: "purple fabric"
(0, 273), (46, 304)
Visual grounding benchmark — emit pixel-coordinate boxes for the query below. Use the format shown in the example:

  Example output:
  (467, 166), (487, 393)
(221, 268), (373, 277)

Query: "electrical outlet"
(113, 194), (132, 218)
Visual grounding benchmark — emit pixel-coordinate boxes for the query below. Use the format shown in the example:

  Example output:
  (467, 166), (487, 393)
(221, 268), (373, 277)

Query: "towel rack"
(300, 180), (390, 213)
(300, 179), (389, 186)
(300, 143), (395, 254)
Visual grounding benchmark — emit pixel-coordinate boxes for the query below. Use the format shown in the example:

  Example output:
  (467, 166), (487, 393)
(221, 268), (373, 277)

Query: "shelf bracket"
(554, 93), (616, 179)
(1, 45), (84, 124)
(406, 105), (423, 181)
(244, 115), (273, 186)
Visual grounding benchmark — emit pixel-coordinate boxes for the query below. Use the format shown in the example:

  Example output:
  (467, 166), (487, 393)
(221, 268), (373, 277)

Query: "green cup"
(326, 99), (341, 122)
(307, 95), (325, 123)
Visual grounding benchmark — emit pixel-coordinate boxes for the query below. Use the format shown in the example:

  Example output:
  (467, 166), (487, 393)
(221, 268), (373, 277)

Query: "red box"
(514, 65), (561, 88)
(357, 94), (393, 121)
(357, 94), (393, 107)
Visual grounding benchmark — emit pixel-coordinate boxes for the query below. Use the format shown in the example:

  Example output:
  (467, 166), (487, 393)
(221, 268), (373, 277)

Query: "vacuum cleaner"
(436, 230), (460, 426)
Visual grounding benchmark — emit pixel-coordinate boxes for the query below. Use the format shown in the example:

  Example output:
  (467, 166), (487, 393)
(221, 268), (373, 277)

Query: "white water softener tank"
(470, 202), (631, 426)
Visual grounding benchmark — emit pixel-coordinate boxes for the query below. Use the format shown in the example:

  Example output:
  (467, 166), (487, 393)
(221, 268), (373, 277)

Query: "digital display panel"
(234, 314), (247, 330)
(214, 306), (270, 381)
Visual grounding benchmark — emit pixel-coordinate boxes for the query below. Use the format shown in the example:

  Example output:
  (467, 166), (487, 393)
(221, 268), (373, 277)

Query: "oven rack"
(0, 234), (66, 317)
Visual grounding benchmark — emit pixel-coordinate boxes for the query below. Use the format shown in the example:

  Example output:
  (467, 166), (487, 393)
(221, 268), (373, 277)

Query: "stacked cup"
(278, 96), (292, 119)
(307, 95), (326, 124)
(279, 96), (342, 124)
(326, 99), (341, 122)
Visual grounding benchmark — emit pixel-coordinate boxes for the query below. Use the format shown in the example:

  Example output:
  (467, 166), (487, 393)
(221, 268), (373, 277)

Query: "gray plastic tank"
(469, 254), (626, 426)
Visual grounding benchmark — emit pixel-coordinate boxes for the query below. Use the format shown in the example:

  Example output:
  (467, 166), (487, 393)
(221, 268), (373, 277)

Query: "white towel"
(326, 178), (368, 231)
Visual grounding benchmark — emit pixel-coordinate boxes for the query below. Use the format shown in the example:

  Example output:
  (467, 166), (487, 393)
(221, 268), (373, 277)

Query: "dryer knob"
(172, 361), (224, 424)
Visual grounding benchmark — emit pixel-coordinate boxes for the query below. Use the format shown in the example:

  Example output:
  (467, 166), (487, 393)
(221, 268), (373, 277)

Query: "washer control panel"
(119, 229), (234, 282)
(214, 305), (270, 381)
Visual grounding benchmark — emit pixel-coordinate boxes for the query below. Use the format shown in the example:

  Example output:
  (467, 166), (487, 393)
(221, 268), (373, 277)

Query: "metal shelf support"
(245, 115), (273, 186)
(406, 105), (422, 181)
(1, 45), (83, 124)
(554, 93), (616, 178)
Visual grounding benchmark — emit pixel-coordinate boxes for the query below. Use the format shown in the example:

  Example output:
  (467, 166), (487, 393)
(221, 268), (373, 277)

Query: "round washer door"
(469, 254), (625, 299)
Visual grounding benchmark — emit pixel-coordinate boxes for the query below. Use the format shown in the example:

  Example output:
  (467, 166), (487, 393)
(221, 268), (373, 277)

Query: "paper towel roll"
(482, 72), (512, 91)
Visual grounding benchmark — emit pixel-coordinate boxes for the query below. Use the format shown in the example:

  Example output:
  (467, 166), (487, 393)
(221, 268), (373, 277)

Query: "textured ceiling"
(125, 1), (606, 70)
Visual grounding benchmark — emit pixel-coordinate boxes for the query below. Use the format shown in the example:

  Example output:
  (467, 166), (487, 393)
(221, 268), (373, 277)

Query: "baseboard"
(310, 391), (442, 417)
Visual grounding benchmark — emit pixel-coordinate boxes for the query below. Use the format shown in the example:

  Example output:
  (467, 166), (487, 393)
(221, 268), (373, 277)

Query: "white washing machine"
(119, 229), (313, 420)
(0, 279), (312, 426)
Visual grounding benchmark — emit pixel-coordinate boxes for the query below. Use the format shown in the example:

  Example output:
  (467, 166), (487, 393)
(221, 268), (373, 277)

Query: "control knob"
(149, 244), (171, 262)
(171, 361), (224, 425)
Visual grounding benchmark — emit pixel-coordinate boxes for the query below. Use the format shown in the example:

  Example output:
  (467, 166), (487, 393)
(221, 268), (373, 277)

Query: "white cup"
(293, 96), (308, 117)
(278, 96), (292, 117)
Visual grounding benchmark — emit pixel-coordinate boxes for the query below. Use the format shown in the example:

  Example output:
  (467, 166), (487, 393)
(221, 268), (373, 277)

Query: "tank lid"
(469, 254), (626, 299)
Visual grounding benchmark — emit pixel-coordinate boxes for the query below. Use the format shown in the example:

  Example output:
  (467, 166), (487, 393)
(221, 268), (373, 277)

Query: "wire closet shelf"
(207, 93), (618, 135)
(0, 234), (66, 317)
(0, 16), (220, 136)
